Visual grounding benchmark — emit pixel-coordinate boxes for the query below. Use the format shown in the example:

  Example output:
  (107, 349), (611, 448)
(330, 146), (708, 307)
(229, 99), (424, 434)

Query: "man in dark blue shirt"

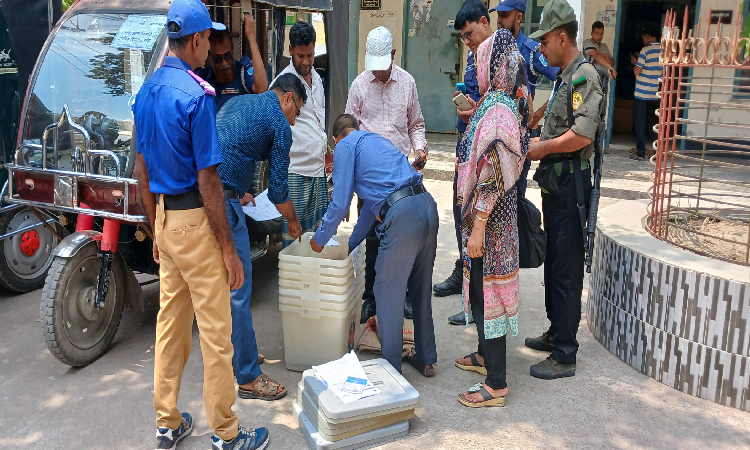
(196, 13), (268, 110)
(214, 73), (304, 402)
(434, 0), (493, 303)
(133, 0), (268, 448)
(310, 114), (439, 377)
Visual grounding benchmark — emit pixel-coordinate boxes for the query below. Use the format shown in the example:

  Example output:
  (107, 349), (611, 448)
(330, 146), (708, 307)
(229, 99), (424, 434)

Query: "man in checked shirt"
(345, 26), (428, 325)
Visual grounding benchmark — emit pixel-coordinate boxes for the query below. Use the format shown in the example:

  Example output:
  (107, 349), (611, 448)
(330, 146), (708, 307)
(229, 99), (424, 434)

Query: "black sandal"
(458, 383), (506, 408)
(455, 352), (487, 376)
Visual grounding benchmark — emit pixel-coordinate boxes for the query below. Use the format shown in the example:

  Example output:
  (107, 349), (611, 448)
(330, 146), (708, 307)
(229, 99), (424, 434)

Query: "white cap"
(365, 26), (393, 71)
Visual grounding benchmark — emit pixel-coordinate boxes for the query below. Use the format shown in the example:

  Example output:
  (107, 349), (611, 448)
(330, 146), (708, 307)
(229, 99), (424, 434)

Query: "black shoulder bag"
(518, 190), (546, 269)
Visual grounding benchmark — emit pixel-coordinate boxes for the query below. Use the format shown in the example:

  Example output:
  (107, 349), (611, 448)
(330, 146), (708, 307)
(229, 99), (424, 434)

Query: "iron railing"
(647, 7), (750, 266)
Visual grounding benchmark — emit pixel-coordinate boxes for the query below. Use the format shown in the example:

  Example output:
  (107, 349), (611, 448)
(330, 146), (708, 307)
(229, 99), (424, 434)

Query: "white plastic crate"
(280, 280), (364, 371)
(293, 400), (409, 450)
(279, 233), (365, 294)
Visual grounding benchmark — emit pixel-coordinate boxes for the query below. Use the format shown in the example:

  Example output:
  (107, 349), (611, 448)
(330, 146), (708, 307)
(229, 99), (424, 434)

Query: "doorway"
(610, 0), (697, 142)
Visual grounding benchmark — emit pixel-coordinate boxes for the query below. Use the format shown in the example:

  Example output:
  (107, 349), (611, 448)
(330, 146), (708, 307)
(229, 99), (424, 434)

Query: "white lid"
(302, 358), (420, 420)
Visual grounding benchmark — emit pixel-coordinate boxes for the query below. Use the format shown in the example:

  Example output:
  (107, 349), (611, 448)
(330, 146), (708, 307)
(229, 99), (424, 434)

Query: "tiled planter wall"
(587, 230), (750, 412)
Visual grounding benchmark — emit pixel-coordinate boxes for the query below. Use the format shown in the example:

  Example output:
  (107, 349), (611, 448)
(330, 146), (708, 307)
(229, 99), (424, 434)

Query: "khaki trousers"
(153, 197), (239, 441)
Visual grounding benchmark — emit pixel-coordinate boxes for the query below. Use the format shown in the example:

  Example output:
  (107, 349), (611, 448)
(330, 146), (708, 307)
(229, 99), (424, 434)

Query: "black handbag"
(518, 193), (546, 269)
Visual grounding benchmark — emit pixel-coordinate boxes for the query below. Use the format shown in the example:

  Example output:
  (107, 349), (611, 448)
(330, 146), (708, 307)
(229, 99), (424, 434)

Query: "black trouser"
(541, 164), (592, 365)
(453, 170), (462, 254)
(362, 219), (380, 304)
(634, 99), (659, 158)
(470, 256), (507, 390)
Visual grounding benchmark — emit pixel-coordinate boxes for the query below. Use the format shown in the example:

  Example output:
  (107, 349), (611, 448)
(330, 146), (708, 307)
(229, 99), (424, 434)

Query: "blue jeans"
(225, 200), (262, 385)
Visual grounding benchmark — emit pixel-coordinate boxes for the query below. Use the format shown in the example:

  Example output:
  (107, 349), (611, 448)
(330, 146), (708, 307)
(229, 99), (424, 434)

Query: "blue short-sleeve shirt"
(196, 56), (255, 111)
(133, 56), (223, 196)
(517, 30), (560, 97)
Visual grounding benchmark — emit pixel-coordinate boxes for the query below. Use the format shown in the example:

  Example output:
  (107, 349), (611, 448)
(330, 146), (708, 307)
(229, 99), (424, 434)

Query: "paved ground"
(1, 136), (749, 449)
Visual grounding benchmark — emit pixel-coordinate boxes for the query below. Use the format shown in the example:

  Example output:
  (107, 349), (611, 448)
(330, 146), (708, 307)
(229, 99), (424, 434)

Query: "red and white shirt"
(345, 65), (427, 157)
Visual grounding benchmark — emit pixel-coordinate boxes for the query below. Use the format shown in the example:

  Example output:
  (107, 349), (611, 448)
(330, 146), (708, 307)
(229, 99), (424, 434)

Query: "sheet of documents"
(312, 351), (381, 404)
(242, 190), (282, 221)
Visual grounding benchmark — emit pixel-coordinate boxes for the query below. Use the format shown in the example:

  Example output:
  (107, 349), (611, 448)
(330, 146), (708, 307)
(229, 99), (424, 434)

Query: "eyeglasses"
(459, 26), (476, 43)
(210, 52), (234, 65)
(293, 99), (302, 118)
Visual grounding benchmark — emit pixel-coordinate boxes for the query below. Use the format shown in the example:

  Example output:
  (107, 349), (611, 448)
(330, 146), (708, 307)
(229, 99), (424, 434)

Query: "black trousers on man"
(634, 98), (659, 158)
(540, 162), (591, 365)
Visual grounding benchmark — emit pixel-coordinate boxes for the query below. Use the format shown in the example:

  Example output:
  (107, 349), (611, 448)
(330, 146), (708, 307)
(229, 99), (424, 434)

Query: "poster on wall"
(596, 11), (616, 27)
(361, 0), (380, 10)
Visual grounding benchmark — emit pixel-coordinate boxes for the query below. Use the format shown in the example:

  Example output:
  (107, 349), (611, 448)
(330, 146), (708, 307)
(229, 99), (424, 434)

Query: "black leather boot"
(433, 259), (462, 297)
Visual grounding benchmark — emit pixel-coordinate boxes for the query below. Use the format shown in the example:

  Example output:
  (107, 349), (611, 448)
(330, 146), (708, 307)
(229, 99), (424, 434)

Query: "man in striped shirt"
(631, 24), (662, 161)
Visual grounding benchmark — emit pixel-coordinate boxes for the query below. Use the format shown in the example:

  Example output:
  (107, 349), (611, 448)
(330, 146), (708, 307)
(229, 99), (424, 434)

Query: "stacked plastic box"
(279, 232), (365, 371)
(293, 358), (420, 450)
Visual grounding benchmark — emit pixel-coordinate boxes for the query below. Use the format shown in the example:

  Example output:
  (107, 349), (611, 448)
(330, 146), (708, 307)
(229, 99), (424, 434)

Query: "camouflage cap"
(529, 0), (577, 39)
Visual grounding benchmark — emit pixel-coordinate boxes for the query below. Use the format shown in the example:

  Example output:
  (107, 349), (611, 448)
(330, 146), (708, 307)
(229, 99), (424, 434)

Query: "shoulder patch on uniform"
(187, 70), (216, 97)
(572, 92), (583, 110)
(538, 53), (548, 67)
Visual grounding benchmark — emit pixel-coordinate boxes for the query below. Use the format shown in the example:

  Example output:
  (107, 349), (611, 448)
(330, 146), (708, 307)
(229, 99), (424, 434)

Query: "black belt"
(379, 183), (426, 220)
(224, 189), (241, 200)
(157, 190), (203, 210)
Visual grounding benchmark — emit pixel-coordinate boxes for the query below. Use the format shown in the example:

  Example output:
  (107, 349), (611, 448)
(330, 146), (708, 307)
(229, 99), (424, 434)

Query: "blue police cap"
(490, 0), (527, 13)
(167, 0), (226, 39)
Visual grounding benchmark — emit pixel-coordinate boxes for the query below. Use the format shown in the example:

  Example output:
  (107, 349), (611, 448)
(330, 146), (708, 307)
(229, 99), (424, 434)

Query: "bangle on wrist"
(476, 215), (488, 222)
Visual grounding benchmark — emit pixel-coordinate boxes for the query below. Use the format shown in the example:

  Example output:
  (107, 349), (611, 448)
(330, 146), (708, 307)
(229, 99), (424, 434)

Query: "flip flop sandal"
(458, 383), (506, 408)
(238, 374), (288, 401)
(455, 352), (487, 376)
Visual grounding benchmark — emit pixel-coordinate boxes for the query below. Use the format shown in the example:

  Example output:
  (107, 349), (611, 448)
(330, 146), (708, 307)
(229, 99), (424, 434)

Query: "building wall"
(685, 0), (747, 142)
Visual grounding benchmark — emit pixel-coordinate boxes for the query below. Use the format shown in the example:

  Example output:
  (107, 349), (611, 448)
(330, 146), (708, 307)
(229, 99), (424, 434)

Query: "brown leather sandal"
(238, 374), (287, 401)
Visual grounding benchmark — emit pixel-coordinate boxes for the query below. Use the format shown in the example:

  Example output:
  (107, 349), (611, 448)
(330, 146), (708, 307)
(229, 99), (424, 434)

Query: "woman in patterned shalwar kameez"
(454, 28), (531, 408)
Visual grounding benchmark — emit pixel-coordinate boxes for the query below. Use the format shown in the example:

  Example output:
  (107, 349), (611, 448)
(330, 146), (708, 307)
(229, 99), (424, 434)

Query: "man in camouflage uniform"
(524, 0), (604, 380)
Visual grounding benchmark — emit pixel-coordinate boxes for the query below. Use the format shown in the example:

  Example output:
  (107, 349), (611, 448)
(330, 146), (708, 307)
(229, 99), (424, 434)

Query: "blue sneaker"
(211, 425), (269, 450)
(155, 412), (193, 450)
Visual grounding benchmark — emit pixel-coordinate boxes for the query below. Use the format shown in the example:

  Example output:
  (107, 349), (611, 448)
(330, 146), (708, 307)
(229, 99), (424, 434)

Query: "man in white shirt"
(582, 21), (616, 79)
(345, 26), (427, 323)
(276, 20), (328, 247)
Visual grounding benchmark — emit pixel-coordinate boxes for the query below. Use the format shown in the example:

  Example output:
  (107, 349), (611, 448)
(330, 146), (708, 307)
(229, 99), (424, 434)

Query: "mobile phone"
(456, 83), (467, 95)
(453, 93), (473, 111)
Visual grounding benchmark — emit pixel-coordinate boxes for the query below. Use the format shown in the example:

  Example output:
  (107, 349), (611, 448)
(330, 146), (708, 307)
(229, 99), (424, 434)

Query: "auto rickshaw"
(4, 0), (346, 366)
(0, 0), (62, 293)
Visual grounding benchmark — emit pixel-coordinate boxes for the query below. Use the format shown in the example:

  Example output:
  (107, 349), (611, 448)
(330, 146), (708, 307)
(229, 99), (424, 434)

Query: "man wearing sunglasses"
(196, 12), (269, 111)
(435, 0), (493, 316)
(212, 73), (306, 404)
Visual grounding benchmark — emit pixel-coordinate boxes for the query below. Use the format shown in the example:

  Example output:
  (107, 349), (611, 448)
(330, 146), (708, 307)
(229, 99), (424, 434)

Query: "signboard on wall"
(361, 0), (380, 10)
(710, 10), (732, 24)
(596, 10), (616, 27)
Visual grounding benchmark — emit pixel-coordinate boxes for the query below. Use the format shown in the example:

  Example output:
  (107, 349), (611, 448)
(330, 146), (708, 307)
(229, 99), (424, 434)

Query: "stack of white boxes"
(293, 358), (420, 450)
(278, 232), (365, 371)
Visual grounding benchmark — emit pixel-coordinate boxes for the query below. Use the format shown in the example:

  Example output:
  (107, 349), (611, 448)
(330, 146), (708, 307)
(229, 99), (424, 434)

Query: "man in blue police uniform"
(435, 0), (492, 308)
(196, 12), (269, 110)
(310, 114), (439, 377)
(133, 0), (269, 448)
(492, 0), (560, 190)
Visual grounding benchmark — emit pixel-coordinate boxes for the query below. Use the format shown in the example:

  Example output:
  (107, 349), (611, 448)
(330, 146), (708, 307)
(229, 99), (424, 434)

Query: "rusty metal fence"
(647, 7), (750, 266)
